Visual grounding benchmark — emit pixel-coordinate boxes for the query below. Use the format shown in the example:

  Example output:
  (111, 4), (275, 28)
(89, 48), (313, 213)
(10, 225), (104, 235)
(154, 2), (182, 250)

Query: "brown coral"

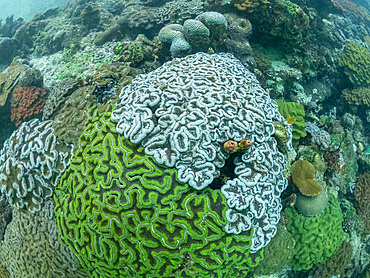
(354, 172), (370, 234)
(355, 173), (370, 212)
(0, 60), (27, 107)
(342, 87), (370, 106)
(309, 241), (353, 278)
(291, 160), (322, 196)
(11, 86), (47, 126)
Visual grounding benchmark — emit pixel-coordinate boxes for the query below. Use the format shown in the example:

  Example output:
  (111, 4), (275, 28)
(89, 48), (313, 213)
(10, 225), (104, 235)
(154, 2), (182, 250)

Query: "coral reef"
(251, 224), (295, 275)
(0, 262), (10, 278)
(342, 86), (370, 106)
(54, 106), (262, 278)
(338, 42), (370, 87)
(52, 87), (96, 148)
(42, 78), (79, 120)
(0, 119), (74, 213)
(275, 99), (307, 145)
(354, 172), (370, 234)
(224, 13), (253, 63)
(208, 0), (270, 13)
(97, 0), (205, 44)
(0, 200), (89, 278)
(10, 86), (47, 126)
(291, 160), (322, 196)
(0, 199), (12, 241)
(309, 241), (353, 278)
(113, 34), (162, 69)
(158, 12), (227, 57)
(305, 122), (331, 150)
(91, 62), (139, 103)
(294, 190), (328, 217)
(0, 60), (28, 107)
(112, 52), (292, 252)
(285, 193), (344, 270)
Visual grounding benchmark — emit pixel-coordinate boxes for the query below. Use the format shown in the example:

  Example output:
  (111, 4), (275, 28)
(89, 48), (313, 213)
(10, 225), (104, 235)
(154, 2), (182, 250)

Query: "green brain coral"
(285, 193), (344, 270)
(54, 106), (261, 278)
(275, 99), (306, 145)
(338, 42), (370, 87)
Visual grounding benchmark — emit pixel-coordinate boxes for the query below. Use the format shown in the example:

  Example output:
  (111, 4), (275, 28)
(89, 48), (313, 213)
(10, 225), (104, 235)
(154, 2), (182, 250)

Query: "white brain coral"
(111, 52), (292, 252)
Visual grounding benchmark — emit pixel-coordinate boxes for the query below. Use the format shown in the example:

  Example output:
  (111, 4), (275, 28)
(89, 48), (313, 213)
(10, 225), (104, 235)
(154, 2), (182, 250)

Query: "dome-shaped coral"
(54, 106), (262, 278)
(111, 52), (292, 252)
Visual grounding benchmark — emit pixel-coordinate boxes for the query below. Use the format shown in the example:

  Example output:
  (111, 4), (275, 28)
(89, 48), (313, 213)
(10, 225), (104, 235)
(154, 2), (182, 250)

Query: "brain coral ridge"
(0, 200), (89, 278)
(54, 106), (262, 278)
(0, 119), (74, 212)
(111, 52), (292, 252)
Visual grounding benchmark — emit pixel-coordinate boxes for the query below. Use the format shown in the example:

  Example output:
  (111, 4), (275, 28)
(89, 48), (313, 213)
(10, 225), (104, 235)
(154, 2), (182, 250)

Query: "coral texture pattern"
(0, 119), (74, 212)
(111, 53), (291, 252)
(54, 107), (261, 278)
(11, 86), (47, 126)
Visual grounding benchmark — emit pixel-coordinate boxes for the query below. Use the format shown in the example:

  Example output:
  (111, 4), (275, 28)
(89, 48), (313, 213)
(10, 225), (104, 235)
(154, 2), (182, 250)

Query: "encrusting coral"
(112, 52), (292, 252)
(54, 106), (262, 278)
(10, 86), (47, 126)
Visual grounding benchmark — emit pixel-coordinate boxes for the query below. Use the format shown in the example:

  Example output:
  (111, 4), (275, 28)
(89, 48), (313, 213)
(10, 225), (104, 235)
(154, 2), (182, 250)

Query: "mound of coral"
(0, 119), (74, 212)
(285, 193), (344, 270)
(111, 52), (292, 252)
(338, 42), (370, 87)
(54, 106), (262, 278)
(0, 200), (89, 278)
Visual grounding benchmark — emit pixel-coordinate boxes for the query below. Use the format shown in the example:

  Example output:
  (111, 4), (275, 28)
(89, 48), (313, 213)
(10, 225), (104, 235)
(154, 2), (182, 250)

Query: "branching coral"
(11, 86), (47, 126)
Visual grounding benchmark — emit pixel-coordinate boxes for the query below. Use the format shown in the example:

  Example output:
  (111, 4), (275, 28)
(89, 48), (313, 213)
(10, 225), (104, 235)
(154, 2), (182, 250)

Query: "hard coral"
(285, 193), (344, 270)
(0, 60), (27, 107)
(112, 52), (292, 252)
(342, 86), (370, 106)
(0, 200), (89, 278)
(310, 240), (353, 278)
(275, 99), (307, 145)
(338, 42), (370, 88)
(11, 86), (47, 126)
(0, 119), (74, 213)
(355, 172), (370, 234)
(54, 106), (262, 278)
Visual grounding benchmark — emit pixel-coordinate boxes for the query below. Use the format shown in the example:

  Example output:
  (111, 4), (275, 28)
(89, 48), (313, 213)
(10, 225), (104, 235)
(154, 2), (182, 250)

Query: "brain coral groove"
(111, 53), (291, 252)
(54, 106), (261, 278)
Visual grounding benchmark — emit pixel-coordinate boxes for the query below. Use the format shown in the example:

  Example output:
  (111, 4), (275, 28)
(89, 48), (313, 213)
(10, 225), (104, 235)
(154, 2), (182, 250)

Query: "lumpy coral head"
(0, 119), (74, 213)
(111, 53), (292, 252)
(54, 106), (262, 278)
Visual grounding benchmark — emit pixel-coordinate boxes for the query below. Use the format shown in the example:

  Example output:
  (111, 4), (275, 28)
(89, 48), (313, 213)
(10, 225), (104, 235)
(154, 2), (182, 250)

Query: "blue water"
(0, 0), (67, 22)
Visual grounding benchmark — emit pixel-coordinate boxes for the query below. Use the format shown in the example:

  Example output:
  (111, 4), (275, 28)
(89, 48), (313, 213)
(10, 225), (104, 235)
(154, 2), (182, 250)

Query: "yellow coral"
(208, 0), (269, 13)
(342, 86), (370, 106)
